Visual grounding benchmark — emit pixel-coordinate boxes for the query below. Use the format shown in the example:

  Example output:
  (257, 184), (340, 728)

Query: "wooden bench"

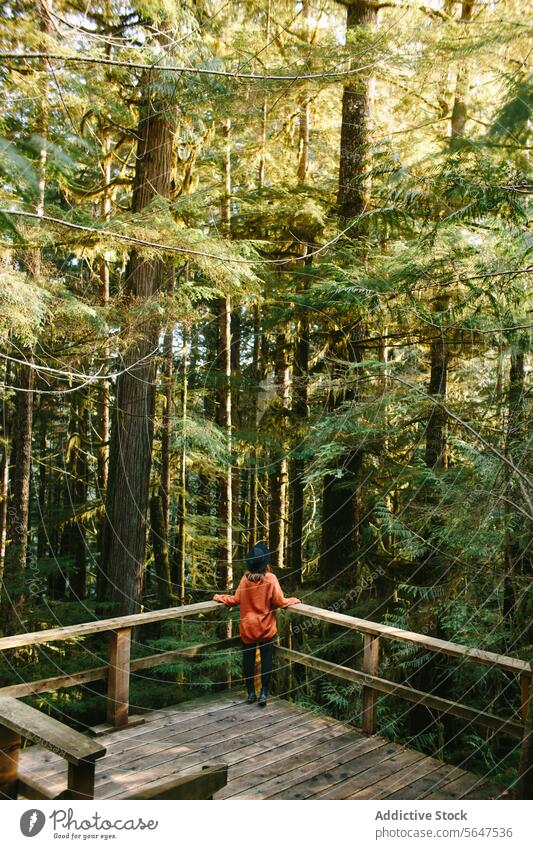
(0, 697), (230, 801)
(0, 696), (106, 800)
(123, 764), (229, 800)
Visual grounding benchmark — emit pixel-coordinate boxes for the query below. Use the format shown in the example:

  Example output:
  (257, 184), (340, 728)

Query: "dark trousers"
(242, 638), (275, 694)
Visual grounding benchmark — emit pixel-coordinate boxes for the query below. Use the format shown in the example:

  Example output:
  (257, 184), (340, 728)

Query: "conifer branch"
(0, 51), (383, 82)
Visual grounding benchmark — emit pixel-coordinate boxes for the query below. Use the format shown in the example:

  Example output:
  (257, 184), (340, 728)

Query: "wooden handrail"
(0, 599), (527, 675)
(0, 600), (220, 651)
(287, 604), (531, 675)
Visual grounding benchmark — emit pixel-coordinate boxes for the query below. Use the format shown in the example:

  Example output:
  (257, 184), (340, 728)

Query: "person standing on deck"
(213, 542), (301, 707)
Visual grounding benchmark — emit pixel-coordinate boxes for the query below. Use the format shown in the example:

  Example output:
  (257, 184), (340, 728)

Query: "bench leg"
(67, 760), (96, 800)
(0, 724), (20, 799)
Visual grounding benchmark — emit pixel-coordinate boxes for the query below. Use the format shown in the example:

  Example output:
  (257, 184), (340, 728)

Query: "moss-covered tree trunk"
(269, 331), (290, 570)
(175, 325), (189, 604)
(425, 296), (450, 470)
(337, 0), (377, 221)
(63, 394), (88, 600)
(0, 361), (34, 631)
(319, 0), (377, 582)
(216, 118), (233, 593)
(503, 349), (527, 627)
(0, 359), (11, 585)
(450, 0), (476, 141)
(103, 72), (175, 614)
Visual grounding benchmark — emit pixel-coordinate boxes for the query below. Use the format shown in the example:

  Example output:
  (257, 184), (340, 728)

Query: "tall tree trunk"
(230, 307), (242, 559)
(0, 0), (50, 628)
(0, 360), (11, 584)
(216, 117), (233, 591)
(216, 297), (233, 590)
(425, 295), (450, 470)
(96, 127), (111, 600)
(296, 98), (311, 183)
(289, 251), (310, 583)
(337, 1), (378, 221)
(450, 0), (476, 140)
(153, 266), (175, 607)
(36, 399), (48, 565)
(269, 332), (290, 570)
(103, 71), (175, 614)
(63, 394), (88, 600)
(503, 350), (526, 627)
(319, 329), (364, 582)
(289, 0), (312, 582)
(319, 1), (377, 582)
(48, 470), (65, 599)
(249, 303), (262, 546)
(160, 320), (173, 534)
(149, 492), (172, 607)
(1, 362), (34, 631)
(175, 325), (189, 603)
(258, 0), (271, 189)
(257, 323), (270, 542)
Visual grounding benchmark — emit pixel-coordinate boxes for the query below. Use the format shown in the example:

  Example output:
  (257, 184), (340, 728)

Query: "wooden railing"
(0, 600), (530, 798)
(0, 601), (223, 726)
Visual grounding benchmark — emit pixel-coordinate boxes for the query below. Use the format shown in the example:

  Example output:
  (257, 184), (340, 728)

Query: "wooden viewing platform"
(14, 691), (505, 800)
(0, 601), (531, 800)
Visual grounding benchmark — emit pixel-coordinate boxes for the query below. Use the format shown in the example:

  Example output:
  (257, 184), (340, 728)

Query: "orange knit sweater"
(213, 572), (301, 644)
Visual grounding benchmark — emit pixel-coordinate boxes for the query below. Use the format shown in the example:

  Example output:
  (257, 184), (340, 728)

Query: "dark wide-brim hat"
(246, 542), (270, 573)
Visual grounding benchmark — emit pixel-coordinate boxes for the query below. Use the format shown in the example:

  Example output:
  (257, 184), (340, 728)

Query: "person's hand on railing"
(213, 592), (239, 606)
(283, 596), (301, 606)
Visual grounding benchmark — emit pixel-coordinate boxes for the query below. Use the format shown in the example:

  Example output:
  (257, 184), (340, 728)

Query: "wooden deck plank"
(18, 692), (241, 774)
(19, 694), (282, 779)
(387, 762), (470, 800)
(16, 692), (503, 801)
(425, 772), (501, 800)
(96, 712), (298, 778)
(95, 702), (321, 797)
(97, 705), (338, 792)
(217, 719), (350, 784)
(268, 743), (412, 800)
(217, 728), (372, 799)
(105, 717), (348, 800)
(21, 699), (295, 794)
(230, 735), (390, 799)
(312, 749), (427, 800)
(355, 758), (454, 800)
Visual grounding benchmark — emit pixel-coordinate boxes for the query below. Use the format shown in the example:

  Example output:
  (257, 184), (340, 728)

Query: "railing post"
(362, 633), (379, 734)
(0, 724), (20, 799)
(520, 672), (531, 724)
(67, 759), (96, 800)
(288, 623), (294, 701)
(107, 627), (131, 728)
(517, 670), (532, 800)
